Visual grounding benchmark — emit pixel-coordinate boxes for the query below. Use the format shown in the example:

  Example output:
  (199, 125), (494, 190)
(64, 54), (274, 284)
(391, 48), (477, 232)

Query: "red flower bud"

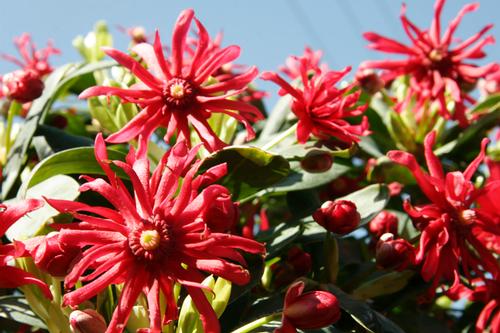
(369, 211), (399, 238)
(376, 233), (415, 271)
(276, 281), (340, 332)
(69, 309), (107, 333)
(204, 189), (239, 233)
(272, 247), (312, 288)
(2, 70), (44, 103)
(26, 232), (82, 277)
(355, 69), (384, 95)
(300, 150), (333, 173)
(313, 200), (360, 235)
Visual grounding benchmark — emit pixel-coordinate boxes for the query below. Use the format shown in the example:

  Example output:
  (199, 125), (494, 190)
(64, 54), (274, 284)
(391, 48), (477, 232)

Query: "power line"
(285, 0), (336, 67)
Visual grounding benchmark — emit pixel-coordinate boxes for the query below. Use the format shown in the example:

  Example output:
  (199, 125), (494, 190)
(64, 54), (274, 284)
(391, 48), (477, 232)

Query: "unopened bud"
(369, 211), (399, 238)
(376, 233), (415, 271)
(204, 189), (239, 233)
(69, 309), (107, 333)
(355, 69), (384, 95)
(2, 70), (44, 103)
(277, 281), (340, 332)
(313, 200), (360, 235)
(300, 150), (333, 173)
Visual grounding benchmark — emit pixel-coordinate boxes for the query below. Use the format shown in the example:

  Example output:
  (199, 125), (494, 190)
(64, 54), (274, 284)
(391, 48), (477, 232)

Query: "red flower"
(1, 33), (60, 77)
(313, 200), (360, 235)
(117, 25), (150, 45)
(475, 158), (500, 254)
(0, 200), (52, 299)
(276, 281), (340, 333)
(80, 9), (263, 156)
(46, 134), (265, 333)
(262, 63), (369, 145)
(479, 65), (500, 96)
(279, 46), (326, 79)
(448, 278), (500, 333)
(360, 0), (497, 127)
(387, 131), (500, 298)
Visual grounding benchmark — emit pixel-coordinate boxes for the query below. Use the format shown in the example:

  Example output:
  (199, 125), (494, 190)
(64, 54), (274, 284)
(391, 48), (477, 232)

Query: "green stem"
(231, 313), (282, 333)
(4, 101), (21, 156)
(260, 123), (297, 151)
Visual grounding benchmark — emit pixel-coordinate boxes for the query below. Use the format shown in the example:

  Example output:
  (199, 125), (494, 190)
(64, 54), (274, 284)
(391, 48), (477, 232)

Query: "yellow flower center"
(169, 83), (185, 99)
(140, 230), (161, 251)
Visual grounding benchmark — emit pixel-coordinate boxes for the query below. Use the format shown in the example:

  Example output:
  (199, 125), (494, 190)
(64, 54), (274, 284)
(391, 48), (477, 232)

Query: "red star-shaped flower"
(46, 134), (265, 333)
(80, 9), (263, 156)
(388, 131), (500, 298)
(360, 0), (497, 126)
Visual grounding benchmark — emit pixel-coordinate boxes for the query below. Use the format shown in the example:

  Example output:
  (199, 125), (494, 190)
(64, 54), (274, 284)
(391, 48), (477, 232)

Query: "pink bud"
(376, 233), (415, 271)
(69, 309), (107, 333)
(277, 281), (340, 332)
(355, 69), (384, 95)
(369, 211), (399, 238)
(2, 69), (44, 103)
(204, 190), (239, 233)
(300, 151), (333, 173)
(313, 200), (360, 235)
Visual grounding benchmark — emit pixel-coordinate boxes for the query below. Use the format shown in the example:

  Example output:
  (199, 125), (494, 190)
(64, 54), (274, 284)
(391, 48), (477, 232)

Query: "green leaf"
(278, 143), (356, 160)
(352, 271), (415, 299)
(20, 146), (127, 193)
(264, 160), (351, 194)
(258, 94), (293, 141)
(343, 183), (390, 226)
(2, 60), (115, 199)
(435, 107), (500, 156)
(0, 296), (47, 329)
(6, 175), (80, 241)
(470, 93), (500, 114)
(325, 284), (405, 333)
(200, 146), (290, 199)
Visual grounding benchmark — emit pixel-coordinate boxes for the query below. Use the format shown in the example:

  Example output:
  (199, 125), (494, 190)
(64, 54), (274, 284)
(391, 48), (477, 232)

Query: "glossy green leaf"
(6, 175), (80, 241)
(200, 146), (290, 198)
(325, 284), (405, 333)
(0, 296), (47, 329)
(352, 271), (415, 299)
(264, 160), (351, 194)
(2, 60), (115, 199)
(20, 146), (127, 193)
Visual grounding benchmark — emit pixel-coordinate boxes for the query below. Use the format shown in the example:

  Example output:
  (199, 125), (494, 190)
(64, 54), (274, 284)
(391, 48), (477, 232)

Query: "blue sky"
(1, 0), (499, 108)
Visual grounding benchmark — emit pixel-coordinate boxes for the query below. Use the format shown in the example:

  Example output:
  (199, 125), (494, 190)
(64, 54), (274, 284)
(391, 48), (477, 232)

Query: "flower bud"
(69, 309), (107, 333)
(369, 211), (399, 238)
(2, 70), (44, 103)
(376, 233), (415, 271)
(27, 232), (82, 277)
(277, 281), (340, 332)
(355, 69), (384, 95)
(313, 200), (360, 235)
(272, 247), (312, 288)
(300, 150), (333, 173)
(204, 190), (239, 233)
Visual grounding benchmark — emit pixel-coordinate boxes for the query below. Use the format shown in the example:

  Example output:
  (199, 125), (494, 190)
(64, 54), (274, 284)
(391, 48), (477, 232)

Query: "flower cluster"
(1, 2), (499, 333)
